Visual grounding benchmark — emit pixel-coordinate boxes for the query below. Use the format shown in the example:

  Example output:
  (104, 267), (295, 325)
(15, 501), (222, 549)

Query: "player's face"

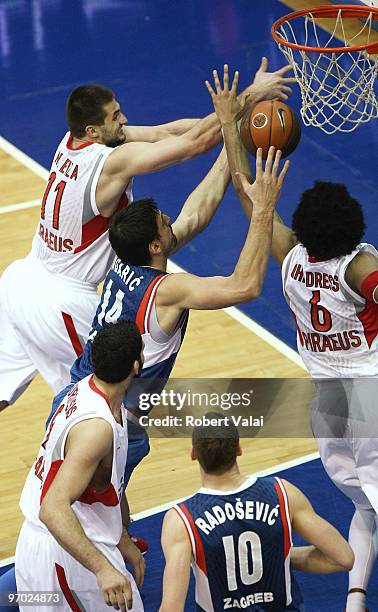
(99, 98), (127, 147)
(158, 210), (177, 255)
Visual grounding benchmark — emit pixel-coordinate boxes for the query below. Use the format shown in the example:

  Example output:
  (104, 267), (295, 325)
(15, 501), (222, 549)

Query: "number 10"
(222, 531), (263, 591)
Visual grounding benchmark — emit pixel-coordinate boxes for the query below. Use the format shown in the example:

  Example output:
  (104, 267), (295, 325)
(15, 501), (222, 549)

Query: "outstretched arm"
(171, 146), (230, 250)
(159, 509), (192, 612)
(157, 146), (290, 323)
(97, 60), (296, 215)
(206, 64), (298, 268)
(283, 479), (354, 573)
(123, 57), (295, 144)
(124, 119), (200, 143)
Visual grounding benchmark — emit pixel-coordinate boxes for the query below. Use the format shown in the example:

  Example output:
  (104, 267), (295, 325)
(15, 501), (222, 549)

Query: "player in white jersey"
(160, 414), (353, 611)
(210, 78), (378, 612)
(0, 61), (296, 411)
(15, 320), (145, 612)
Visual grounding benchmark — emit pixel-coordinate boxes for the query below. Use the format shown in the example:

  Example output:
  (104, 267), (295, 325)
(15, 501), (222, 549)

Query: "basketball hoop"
(272, 5), (378, 133)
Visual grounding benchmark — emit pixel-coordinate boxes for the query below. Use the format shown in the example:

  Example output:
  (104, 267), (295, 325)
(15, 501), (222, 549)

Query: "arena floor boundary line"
(0, 451), (320, 567)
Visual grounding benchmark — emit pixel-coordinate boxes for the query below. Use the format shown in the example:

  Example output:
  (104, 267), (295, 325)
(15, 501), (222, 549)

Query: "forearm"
(40, 502), (110, 575)
(195, 147), (230, 227)
(182, 148), (230, 227)
(291, 546), (349, 574)
(159, 565), (187, 612)
(221, 122), (287, 228)
(161, 118), (200, 137)
(231, 209), (274, 300)
(221, 119), (253, 219)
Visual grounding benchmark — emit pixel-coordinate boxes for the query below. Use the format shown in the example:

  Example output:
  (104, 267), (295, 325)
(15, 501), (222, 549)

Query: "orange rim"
(272, 4), (378, 55)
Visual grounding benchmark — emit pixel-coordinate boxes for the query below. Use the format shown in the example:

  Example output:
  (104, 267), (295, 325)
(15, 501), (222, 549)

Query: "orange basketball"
(240, 99), (301, 159)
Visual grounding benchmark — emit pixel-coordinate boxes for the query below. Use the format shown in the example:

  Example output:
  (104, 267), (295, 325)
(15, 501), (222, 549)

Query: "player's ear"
(236, 444), (242, 457)
(132, 359), (140, 376)
(85, 124), (101, 140)
(149, 239), (161, 257)
(191, 447), (197, 461)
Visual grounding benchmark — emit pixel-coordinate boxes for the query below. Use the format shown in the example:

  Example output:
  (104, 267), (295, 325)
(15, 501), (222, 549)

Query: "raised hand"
(246, 56), (296, 103)
(205, 64), (245, 125)
(236, 147), (290, 213)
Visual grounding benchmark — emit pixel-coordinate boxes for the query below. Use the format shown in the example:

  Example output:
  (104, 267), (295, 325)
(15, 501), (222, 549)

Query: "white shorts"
(0, 254), (98, 403)
(15, 521), (144, 612)
(312, 378), (378, 512)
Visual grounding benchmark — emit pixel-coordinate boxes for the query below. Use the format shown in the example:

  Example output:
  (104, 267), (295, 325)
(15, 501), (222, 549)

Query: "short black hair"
(192, 412), (239, 475)
(91, 320), (142, 383)
(66, 84), (114, 138)
(292, 181), (366, 260)
(109, 198), (160, 266)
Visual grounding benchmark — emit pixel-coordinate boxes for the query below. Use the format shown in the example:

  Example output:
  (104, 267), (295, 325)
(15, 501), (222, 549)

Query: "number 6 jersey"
(282, 243), (378, 378)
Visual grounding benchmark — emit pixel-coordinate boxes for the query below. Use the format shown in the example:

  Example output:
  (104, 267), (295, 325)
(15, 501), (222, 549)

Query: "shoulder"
(65, 417), (113, 460)
(277, 478), (305, 507)
(162, 507), (190, 543)
(344, 246), (378, 295)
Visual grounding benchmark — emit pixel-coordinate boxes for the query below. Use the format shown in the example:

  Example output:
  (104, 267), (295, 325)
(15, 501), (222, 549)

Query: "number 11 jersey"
(31, 131), (132, 285)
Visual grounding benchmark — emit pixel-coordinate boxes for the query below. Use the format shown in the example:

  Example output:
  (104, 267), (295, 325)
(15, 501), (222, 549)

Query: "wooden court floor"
(0, 143), (316, 561)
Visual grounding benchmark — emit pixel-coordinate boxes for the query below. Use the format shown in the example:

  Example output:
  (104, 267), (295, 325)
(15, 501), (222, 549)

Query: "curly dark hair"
(292, 181), (366, 260)
(91, 320), (142, 383)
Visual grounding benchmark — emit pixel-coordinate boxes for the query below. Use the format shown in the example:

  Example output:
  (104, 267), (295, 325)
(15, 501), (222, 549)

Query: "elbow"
(39, 500), (52, 527)
(239, 281), (263, 303)
(343, 547), (355, 572)
(228, 275), (262, 304)
(39, 497), (64, 529)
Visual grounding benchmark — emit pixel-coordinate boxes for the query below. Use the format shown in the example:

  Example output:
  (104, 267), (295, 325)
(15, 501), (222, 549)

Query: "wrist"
(240, 83), (260, 104)
(220, 118), (238, 128)
(252, 207), (275, 220)
(93, 556), (112, 576)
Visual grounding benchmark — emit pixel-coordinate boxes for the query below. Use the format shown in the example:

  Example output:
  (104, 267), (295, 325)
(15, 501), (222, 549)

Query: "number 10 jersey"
(176, 476), (301, 611)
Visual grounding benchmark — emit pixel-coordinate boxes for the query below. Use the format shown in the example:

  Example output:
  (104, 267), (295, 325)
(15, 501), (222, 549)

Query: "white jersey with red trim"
(282, 243), (378, 378)
(19, 374), (127, 548)
(31, 131), (132, 285)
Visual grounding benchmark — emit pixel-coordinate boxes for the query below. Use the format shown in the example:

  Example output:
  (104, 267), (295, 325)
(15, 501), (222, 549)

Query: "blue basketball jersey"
(176, 476), (303, 611)
(70, 257), (188, 410)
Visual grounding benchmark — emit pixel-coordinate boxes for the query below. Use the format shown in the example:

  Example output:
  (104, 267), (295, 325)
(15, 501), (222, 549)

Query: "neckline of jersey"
(88, 375), (126, 427)
(67, 132), (95, 150)
(197, 475), (257, 496)
(88, 374), (111, 411)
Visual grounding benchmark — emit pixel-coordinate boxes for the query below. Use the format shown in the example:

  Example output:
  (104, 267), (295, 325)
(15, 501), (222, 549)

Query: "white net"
(275, 8), (378, 133)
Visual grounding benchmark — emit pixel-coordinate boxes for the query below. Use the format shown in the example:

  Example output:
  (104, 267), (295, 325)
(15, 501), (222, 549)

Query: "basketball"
(240, 99), (301, 159)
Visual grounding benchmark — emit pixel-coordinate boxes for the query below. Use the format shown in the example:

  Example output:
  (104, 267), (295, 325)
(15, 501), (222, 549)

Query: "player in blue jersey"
(160, 414), (354, 611)
(48, 67), (292, 494)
